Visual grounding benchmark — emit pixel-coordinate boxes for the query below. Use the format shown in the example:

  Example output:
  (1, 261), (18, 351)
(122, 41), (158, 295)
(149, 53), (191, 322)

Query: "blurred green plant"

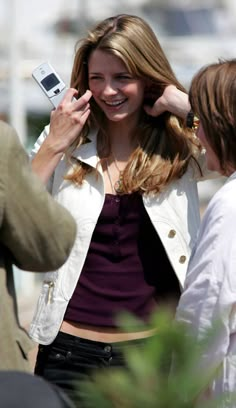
(78, 310), (234, 408)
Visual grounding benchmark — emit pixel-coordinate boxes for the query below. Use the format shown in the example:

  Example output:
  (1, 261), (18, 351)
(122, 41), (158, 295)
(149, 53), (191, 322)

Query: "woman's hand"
(31, 89), (92, 184)
(144, 85), (190, 119)
(47, 88), (92, 154)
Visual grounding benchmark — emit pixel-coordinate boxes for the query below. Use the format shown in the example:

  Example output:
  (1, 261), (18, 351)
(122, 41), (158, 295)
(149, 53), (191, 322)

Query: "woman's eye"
(89, 76), (102, 80)
(117, 75), (131, 80)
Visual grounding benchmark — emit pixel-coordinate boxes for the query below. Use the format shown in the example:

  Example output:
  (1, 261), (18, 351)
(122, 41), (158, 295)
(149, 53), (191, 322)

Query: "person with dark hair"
(176, 59), (236, 403)
(0, 119), (76, 371)
(28, 14), (211, 404)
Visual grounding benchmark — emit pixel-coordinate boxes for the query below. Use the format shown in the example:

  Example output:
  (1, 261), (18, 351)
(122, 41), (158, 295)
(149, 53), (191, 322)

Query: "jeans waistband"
(52, 330), (148, 353)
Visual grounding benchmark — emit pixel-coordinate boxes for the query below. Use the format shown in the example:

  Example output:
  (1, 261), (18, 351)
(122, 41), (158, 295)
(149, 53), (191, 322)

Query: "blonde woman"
(29, 14), (206, 403)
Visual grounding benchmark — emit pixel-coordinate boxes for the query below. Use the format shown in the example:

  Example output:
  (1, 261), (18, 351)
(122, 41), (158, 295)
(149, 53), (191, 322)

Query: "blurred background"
(0, 0), (235, 328)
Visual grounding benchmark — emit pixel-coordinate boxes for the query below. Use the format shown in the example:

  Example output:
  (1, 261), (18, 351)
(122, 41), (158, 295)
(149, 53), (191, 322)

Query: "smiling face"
(88, 49), (145, 125)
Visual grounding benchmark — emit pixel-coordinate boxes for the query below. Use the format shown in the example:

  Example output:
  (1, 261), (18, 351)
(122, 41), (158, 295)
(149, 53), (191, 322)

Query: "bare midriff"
(60, 320), (156, 343)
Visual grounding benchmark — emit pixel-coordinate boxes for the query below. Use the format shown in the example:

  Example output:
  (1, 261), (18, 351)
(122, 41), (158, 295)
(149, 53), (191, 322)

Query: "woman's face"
(197, 123), (222, 173)
(88, 49), (145, 123)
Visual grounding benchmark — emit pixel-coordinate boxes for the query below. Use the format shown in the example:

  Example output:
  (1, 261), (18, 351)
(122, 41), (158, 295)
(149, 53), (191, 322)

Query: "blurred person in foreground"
(176, 59), (236, 406)
(0, 119), (76, 372)
(0, 371), (75, 408)
(28, 13), (215, 404)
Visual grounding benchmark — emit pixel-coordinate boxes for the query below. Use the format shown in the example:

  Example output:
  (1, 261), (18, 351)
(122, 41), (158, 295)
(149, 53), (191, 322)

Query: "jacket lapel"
(71, 132), (100, 171)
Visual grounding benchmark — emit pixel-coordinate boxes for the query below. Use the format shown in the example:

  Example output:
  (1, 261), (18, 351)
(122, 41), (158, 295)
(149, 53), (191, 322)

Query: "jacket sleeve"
(0, 123), (77, 272)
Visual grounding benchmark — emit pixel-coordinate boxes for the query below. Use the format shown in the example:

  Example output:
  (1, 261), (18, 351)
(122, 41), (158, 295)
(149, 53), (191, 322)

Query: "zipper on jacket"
(43, 280), (55, 304)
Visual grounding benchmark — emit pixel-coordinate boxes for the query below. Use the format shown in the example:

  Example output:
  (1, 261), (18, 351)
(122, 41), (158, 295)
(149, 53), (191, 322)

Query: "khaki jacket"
(0, 120), (76, 371)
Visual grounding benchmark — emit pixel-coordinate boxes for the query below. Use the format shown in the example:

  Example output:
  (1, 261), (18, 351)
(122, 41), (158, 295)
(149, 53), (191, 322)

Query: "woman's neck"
(106, 122), (138, 159)
(107, 113), (140, 139)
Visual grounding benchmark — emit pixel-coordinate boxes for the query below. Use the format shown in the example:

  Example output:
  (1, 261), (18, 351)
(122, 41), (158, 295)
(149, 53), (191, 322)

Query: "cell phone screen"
(41, 73), (60, 91)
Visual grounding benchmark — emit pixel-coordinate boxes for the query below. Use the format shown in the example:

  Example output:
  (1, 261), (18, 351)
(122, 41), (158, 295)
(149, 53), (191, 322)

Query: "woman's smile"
(88, 49), (145, 122)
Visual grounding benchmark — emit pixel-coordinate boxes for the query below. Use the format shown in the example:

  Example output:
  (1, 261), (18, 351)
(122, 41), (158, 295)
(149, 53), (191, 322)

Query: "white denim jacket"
(29, 126), (206, 345)
(176, 173), (236, 403)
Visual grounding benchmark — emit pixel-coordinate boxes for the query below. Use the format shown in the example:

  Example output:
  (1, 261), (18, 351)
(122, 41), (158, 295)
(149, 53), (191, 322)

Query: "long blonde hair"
(66, 14), (201, 194)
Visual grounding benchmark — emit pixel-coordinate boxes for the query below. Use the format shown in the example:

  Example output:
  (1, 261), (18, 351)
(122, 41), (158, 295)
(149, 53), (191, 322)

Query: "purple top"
(64, 193), (180, 327)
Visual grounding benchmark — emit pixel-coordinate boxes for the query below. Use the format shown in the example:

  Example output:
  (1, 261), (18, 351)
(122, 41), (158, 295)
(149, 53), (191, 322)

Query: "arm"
(144, 85), (190, 119)
(0, 122), (77, 272)
(31, 88), (92, 184)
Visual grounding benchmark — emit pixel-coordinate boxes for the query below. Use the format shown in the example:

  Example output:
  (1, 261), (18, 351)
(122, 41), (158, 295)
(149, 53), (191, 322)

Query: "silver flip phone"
(32, 61), (69, 108)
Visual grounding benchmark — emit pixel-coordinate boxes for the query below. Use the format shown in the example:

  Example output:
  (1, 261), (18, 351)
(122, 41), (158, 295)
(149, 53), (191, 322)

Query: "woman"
(29, 14), (205, 403)
(176, 59), (236, 405)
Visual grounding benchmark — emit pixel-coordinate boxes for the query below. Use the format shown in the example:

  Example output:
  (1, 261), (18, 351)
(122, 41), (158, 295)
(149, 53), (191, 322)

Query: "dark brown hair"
(189, 59), (236, 174)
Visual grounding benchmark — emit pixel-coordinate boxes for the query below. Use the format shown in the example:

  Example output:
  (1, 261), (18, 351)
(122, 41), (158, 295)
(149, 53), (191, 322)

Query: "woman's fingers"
(59, 88), (92, 111)
(74, 90), (92, 111)
(47, 89), (92, 152)
(144, 85), (189, 119)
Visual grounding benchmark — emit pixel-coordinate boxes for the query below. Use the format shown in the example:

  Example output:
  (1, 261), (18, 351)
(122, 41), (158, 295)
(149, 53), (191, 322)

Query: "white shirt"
(176, 172), (236, 405)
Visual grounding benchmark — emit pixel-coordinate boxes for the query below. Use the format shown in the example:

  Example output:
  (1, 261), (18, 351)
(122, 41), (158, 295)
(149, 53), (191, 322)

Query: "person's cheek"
(196, 124), (206, 147)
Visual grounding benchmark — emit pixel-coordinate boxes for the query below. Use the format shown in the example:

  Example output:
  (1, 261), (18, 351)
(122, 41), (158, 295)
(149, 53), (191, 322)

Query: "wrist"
(44, 135), (67, 156)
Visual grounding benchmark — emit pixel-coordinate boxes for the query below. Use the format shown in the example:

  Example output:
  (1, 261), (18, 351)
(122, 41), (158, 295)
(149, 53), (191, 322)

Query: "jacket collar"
(71, 132), (99, 170)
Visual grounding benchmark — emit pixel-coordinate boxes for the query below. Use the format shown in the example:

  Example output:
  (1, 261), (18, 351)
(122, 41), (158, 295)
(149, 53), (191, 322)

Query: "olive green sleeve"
(0, 121), (76, 272)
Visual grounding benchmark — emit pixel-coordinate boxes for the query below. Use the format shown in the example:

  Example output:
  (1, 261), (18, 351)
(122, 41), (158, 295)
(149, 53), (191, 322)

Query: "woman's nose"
(102, 80), (117, 96)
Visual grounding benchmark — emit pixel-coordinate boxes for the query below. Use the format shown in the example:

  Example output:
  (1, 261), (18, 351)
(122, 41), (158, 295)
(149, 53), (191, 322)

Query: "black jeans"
(35, 331), (146, 406)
